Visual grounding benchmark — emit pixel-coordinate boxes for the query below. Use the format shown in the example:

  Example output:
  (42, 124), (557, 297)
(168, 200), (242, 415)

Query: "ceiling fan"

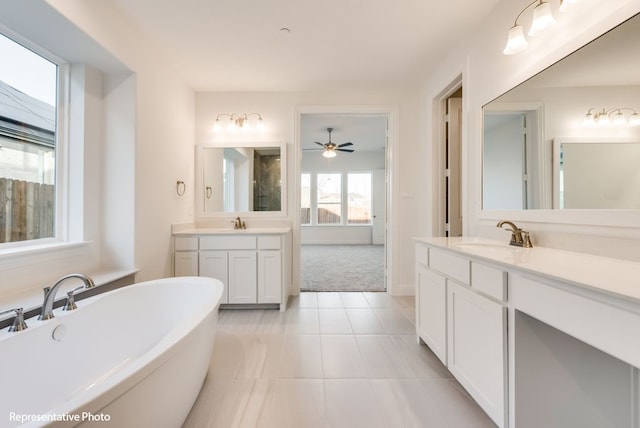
(306, 127), (355, 158)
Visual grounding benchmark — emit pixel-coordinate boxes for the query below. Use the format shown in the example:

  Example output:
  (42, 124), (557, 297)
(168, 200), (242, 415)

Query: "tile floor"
(183, 292), (496, 428)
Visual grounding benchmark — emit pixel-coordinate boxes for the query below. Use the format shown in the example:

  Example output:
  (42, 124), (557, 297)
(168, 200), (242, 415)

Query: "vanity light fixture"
(213, 113), (264, 132)
(503, 0), (557, 55)
(559, 0), (581, 12)
(583, 108), (640, 127)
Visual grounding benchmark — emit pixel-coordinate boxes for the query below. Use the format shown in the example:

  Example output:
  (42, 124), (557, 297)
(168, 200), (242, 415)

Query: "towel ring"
(176, 180), (186, 196)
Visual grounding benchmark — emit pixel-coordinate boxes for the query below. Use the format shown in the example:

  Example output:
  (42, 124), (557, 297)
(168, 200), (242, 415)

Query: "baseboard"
(391, 283), (415, 296)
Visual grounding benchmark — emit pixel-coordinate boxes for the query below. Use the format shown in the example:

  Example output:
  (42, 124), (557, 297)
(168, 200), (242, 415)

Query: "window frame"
(0, 29), (71, 252)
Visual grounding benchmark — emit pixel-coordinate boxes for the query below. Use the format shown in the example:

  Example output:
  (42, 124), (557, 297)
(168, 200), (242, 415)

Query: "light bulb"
(322, 150), (337, 158)
(583, 113), (595, 127)
(612, 111), (626, 126)
(503, 25), (528, 55)
(256, 118), (265, 131)
(529, 1), (555, 37)
(629, 113), (640, 126)
(559, 0), (580, 12)
(213, 120), (222, 132)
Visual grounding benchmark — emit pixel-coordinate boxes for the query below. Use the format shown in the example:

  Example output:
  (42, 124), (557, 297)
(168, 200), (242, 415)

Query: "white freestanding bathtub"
(0, 276), (223, 428)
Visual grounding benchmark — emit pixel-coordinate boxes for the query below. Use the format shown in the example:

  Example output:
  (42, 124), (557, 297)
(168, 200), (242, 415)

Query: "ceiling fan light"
(529, 1), (555, 37)
(322, 149), (337, 158)
(503, 25), (528, 55)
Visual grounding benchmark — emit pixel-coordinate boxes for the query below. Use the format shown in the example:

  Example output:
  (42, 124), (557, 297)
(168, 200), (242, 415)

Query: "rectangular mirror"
(482, 13), (640, 211)
(196, 142), (286, 216)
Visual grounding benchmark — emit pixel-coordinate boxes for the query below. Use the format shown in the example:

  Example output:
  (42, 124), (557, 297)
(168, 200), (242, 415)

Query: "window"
(347, 172), (372, 224)
(0, 33), (58, 245)
(317, 173), (341, 224)
(300, 173), (311, 225)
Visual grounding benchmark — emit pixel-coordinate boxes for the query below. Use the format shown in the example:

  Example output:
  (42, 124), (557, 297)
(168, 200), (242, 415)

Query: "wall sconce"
(503, 0), (579, 55)
(583, 108), (640, 126)
(213, 113), (264, 132)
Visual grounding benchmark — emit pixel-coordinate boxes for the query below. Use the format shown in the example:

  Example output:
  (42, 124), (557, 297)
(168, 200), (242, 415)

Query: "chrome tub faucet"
(0, 307), (28, 332)
(497, 220), (533, 248)
(39, 273), (96, 320)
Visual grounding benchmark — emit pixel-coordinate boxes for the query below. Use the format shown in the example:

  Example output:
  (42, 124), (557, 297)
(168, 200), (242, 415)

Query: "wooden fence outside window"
(0, 177), (54, 243)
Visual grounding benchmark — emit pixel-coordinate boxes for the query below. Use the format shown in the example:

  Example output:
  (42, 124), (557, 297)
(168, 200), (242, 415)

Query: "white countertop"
(173, 227), (291, 236)
(415, 236), (640, 304)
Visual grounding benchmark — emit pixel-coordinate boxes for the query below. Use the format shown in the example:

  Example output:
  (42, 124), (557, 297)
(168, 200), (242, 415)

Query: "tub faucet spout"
(39, 273), (96, 320)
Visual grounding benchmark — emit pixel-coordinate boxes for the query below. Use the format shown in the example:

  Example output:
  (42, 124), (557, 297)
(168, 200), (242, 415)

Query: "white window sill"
(0, 241), (89, 261)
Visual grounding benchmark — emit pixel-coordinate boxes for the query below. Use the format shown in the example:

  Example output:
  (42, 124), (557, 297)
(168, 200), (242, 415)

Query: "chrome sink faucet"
(231, 216), (246, 230)
(496, 220), (533, 248)
(39, 273), (96, 320)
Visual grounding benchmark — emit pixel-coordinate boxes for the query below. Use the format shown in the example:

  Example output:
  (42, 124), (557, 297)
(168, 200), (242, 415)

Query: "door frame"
(433, 75), (464, 237)
(294, 105), (399, 295)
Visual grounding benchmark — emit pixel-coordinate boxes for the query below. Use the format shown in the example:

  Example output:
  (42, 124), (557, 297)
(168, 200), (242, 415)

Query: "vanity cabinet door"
(416, 264), (448, 365)
(258, 250), (281, 303)
(228, 251), (257, 304)
(199, 250), (229, 304)
(174, 251), (198, 277)
(447, 281), (507, 427)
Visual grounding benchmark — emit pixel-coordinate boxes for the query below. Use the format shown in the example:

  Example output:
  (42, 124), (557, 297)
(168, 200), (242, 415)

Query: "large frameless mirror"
(482, 13), (640, 211)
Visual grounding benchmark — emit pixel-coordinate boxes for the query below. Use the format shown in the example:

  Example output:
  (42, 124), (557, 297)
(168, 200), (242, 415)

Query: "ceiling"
(301, 115), (387, 153)
(104, 0), (501, 92)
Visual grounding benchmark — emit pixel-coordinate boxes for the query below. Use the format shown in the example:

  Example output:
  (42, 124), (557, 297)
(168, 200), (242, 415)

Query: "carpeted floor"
(301, 244), (385, 292)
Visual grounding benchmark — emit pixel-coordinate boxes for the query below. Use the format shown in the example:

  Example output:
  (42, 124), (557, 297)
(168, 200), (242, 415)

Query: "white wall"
(420, 0), (640, 260)
(1, 0), (196, 286)
(195, 91), (422, 294)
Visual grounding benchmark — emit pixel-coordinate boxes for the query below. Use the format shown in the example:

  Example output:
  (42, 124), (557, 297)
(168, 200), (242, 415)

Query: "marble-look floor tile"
(318, 308), (353, 334)
(339, 292), (370, 308)
(321, 335), (367, 379)
(394, 334), (453, 379)
(297, 292), (318, 308)
(183, 378), (255, 428)
(345, 308), (386, 334)
(255, 310), (289, 335)
(278, 335), (323, 379)
(383, 379), (450, 426)
(208, 331), (255, 379)
(373, 307), (416, 335)
(363, 291), (400, 308)
(261, 379), (328, 428)
(317, 292), (344, 308)
(238, 334), (285, 379)
(324, 379), (404, 428)
(217, 309), (262, 335)
(286, 308), (319, 335)
(420, 379), (497, 427)
(356, 335), (415, 379)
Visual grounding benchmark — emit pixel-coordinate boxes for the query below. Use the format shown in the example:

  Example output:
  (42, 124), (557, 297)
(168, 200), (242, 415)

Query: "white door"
(372, 169), (385, 245)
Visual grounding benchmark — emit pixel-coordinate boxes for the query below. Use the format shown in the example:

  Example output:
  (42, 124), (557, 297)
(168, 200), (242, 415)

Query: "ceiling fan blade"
(338, 142), (353, 147)
(314, 141), (326, 147)
(336, 148), (354, 153)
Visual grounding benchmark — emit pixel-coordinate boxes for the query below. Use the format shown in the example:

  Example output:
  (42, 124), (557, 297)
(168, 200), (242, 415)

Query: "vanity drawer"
(415, 243), (429, 267)
(200, 235), (257, 250)
(429, 248), (470, 285)
(175, 237), (198, 251)
(471, 262), (507, 302)
(258, 235), (281, 250)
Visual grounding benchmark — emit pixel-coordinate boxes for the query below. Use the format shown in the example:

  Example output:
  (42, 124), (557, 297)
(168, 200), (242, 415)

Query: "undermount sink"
(453, 242), (511, 250)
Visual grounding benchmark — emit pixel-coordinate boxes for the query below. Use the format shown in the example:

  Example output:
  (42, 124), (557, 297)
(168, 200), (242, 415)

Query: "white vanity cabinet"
(173, 229), (292, 310)
(415, 242), (507, 427)
(174, 237), (199, 277)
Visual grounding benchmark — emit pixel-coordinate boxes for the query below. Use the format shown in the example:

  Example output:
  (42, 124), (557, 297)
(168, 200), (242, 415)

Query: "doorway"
(297, 112), (391, 293)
